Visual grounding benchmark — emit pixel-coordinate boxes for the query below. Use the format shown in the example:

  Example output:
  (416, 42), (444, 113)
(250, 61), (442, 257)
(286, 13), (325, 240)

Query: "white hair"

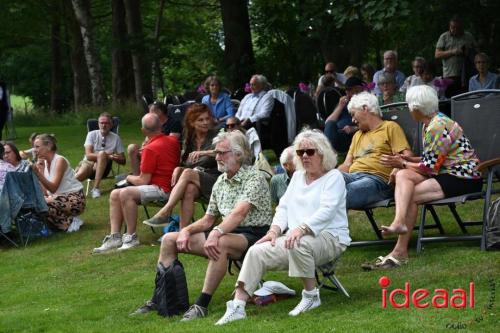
(405, 85), (439, 116)
(292, 129), (337, 172)
(279, 146), (294, 167)
(384, 50), (398, 60)
(213, 130), (252, 166)
(251, 74), (268, 86)
(347, 91), (382, 117)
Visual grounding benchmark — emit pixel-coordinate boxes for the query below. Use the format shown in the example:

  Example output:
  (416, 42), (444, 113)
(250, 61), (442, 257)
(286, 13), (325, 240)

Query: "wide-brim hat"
(253, 281), (296, 297)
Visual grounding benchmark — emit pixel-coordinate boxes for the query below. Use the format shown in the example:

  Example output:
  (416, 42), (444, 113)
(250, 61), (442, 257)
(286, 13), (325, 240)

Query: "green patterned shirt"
(206, 166), (272, 227)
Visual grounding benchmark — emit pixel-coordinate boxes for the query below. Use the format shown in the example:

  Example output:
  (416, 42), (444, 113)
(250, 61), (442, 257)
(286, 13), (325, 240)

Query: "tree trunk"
(71, 0), (107, 106)
(123, 0), (151, 106)
(219, 0), (255, 90)
(152, 0), (166, 98)
(50, 8), (64, 113)
(65, 0), (91, 111)
(111, 0), (135, 106)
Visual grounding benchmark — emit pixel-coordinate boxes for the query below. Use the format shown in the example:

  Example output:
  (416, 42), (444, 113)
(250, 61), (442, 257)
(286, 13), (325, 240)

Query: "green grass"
(0, 121), (499, 333)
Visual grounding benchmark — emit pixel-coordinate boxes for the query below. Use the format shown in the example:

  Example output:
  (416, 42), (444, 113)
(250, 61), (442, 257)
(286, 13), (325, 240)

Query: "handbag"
(254, 152), (274, 179)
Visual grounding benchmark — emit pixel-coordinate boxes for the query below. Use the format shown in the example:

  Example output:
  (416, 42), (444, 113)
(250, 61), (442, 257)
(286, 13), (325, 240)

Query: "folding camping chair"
(315, 257), (350, 298)
(416, 89), (500, 252)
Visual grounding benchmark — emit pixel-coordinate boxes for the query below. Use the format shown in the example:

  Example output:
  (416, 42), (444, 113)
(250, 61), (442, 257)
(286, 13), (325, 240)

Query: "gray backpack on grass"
(487, 197), (500, 250)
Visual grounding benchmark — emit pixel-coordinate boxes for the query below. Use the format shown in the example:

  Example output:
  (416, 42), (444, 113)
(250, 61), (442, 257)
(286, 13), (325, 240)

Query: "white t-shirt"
(272, 169), (351, 246)
(83, 130), (125, 160)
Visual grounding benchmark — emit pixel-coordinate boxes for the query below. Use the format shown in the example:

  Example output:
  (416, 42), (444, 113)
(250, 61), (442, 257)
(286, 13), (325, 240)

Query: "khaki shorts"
(136, 185), (169, 204)
(76, 159), (112, 178)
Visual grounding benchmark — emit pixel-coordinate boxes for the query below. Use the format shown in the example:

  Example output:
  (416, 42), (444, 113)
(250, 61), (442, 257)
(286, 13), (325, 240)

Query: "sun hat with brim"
(253, 281), (296, 297)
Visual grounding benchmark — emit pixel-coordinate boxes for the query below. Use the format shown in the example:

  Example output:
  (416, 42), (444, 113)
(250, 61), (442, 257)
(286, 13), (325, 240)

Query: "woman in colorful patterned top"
(370, 85), (482, 269)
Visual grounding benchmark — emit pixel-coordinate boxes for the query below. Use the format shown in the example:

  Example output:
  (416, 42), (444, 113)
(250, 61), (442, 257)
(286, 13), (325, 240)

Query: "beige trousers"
(237, 230), (346, 296)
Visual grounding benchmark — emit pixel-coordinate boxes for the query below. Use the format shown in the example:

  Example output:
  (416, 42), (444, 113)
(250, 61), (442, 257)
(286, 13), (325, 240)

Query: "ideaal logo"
(379, 276), (474, 309)
(378, 276), (496, 330)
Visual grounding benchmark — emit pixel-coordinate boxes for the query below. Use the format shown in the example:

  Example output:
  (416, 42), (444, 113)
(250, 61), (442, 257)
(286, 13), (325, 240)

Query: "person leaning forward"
(131, 130), (273, 321)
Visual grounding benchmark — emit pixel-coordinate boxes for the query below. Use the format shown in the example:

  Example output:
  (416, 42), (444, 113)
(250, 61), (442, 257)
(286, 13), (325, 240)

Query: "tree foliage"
(0, 0), (498, 111)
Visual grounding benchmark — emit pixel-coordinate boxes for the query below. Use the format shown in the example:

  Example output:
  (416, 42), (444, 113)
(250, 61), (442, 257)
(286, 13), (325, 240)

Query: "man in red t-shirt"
(93, 113), (180, 254)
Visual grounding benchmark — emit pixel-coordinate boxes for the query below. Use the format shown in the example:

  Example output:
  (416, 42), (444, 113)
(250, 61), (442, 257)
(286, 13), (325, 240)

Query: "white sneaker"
(90, 188), (101, 199)
(67, 216), (84, 233)
(215, 300), (246, 326)
(92, 233), (122, 254)
(118, 233), (140, 251)
(288, 289), (321, 316)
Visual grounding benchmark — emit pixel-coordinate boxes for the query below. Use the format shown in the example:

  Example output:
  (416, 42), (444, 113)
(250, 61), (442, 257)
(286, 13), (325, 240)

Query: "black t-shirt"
(162, 118), (182, 136)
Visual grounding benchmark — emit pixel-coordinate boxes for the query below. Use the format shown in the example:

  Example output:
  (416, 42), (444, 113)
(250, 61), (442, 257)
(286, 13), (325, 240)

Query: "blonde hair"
(292, 129), (337, 171)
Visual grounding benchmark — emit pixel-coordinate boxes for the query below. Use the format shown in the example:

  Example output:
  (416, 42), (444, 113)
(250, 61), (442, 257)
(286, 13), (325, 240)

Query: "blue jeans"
(341, 172), (393, 209)
(324, 120), (352, 152)
(0, 170), (48, 233)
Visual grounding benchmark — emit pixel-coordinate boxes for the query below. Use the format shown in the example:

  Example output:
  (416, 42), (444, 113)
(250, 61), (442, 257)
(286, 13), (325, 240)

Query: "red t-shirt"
(141, 134), (180, 193)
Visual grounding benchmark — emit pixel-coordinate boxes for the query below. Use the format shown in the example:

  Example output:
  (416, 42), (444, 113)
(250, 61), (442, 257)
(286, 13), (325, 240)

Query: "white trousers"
(237, 230), (346, 296)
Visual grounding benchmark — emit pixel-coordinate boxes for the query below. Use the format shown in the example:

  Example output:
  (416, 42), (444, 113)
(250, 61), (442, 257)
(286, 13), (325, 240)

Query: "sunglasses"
(101, 136), (106, 148)
(226, 123), (237, 129)
(296, 149), (316, 157)
(214, 150), (232, 156)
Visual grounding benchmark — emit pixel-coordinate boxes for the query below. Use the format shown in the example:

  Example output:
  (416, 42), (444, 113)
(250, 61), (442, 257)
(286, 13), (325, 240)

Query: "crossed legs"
(381, 169), (445, 258)
(153, 168), (201, 229)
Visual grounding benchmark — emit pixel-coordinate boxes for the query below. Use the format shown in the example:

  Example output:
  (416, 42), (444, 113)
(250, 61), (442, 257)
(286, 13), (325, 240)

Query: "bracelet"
(213, 226), (225, 235)
(299, 224), (309, 235)
(267, 229), (278, 236)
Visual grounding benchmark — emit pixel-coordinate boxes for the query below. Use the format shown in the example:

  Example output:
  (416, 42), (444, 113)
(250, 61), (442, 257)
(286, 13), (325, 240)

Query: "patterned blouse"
(419, 113), (481, 179)
(206, 166), (272, 227)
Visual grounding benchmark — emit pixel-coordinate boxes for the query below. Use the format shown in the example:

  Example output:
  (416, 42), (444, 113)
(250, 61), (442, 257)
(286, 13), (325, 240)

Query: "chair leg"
(447, 203), (468, 234)
(481, 168), (495, 251)
(416, 206), (427, 254)
(85, 179), (92, 196)
(330, 274), (350, 298)
(364, 209), (383, 239)
(427, 206), (446, 235)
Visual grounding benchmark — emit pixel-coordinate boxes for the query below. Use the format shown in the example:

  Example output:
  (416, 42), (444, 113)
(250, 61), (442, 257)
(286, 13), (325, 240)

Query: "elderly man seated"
(338, 92), (412, 210)
(215, 130), (350, 325)
(92, 113), (180, 253)
(373, 50), (406, 96)
(235, 74), (274, 129)
(270, 146), (295, 206)
(132, 130), (272, 321)
(75, 112), (126, 198)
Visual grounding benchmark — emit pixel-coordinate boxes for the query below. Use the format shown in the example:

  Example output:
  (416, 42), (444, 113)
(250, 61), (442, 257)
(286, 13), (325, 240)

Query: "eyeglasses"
(226, 123), (237, 129)
(296, 149), (316, 157)
(214, 150), (232, 156)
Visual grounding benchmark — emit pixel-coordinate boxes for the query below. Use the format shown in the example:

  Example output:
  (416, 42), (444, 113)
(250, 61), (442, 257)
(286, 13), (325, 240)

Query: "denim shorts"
(342, 172), (393, 209)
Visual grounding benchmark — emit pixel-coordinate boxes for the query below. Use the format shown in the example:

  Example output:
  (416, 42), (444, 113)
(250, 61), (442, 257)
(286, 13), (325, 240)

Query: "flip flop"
(361, 255), (408, 271)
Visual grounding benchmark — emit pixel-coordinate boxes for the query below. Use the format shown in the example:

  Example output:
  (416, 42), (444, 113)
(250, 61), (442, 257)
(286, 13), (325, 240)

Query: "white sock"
(303, 288), (318, 297)
(233, 299), (246, 308)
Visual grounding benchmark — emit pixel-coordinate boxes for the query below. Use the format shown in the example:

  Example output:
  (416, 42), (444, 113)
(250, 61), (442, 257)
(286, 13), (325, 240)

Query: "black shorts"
(433, 174), (483, 198)
(205, 225), (269, 258)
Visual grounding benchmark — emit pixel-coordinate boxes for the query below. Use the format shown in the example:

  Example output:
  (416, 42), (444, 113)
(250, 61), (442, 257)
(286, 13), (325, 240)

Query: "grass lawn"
(1, 122), (498, 333)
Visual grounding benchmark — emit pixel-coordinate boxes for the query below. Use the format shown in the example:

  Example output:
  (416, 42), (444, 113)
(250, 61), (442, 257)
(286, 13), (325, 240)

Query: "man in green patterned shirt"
(132, 130), (272, 321)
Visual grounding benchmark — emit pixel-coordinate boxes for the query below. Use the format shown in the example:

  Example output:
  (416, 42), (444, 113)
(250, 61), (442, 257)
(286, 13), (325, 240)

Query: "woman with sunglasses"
(216, 129), (350, 325)
(143, 103), (221, 229)
(31, 134), (85, 231)
(201, 76), (234, 127)
(225, 116), (261, 161)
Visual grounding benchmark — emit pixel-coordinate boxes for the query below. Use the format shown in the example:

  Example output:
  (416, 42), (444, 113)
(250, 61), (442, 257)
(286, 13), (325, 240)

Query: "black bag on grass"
(152, 259), (189, 317)
(486, 197), (500, 251)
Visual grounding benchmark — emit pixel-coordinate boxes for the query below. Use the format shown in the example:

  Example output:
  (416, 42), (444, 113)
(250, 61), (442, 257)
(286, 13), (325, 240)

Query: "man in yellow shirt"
(337, 92), (412, 208)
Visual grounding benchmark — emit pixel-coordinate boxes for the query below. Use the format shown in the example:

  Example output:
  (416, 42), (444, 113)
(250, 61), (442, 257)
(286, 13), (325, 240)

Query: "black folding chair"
(288, 89), (320, 131)
(416, 90), (500, 252)
(315, 257), (350, 298)
(316, 87), (345, 128)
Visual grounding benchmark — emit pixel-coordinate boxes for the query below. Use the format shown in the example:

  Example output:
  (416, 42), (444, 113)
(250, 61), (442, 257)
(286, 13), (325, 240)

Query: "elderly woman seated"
(365, 85), (483, 269)
(215, 129), (350, 325)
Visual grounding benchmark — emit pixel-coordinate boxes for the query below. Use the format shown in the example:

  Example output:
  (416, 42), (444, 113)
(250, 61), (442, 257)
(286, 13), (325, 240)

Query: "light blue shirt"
(235, 91), (274, 123)
(201, 92), (234, 121)
(373, 69), (406, 96)
(468, 72), (498, 91)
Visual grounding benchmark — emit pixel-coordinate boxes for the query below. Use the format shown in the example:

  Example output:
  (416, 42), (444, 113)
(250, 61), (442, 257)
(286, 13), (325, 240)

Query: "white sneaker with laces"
(288, 289), (321, 316)
(118, 233), (140, 251)
(90, 188), (101, 199)
(215, 300), (246, 325)
(67, 216), (84, 233)
(92, 233), (122, 254)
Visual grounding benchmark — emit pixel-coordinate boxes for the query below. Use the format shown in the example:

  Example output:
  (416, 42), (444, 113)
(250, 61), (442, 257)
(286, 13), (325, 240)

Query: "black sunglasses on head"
(296, 149), (316, 157)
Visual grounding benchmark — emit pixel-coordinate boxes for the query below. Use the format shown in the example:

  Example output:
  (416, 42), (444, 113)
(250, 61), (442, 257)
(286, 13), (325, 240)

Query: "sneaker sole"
(142, 220), (170, 227)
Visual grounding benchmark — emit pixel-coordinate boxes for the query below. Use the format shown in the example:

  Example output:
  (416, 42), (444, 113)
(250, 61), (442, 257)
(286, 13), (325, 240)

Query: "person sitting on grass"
(19, 132), (39, 160)
(132, 130), (272, 321)
(31, 134), (86, 232)
(364, 85), (483, 270)
(215, 130), (350, 325)
(75, 113), (126, 199)
(3, 142), (30, 172)
(92, 113), (180, 253)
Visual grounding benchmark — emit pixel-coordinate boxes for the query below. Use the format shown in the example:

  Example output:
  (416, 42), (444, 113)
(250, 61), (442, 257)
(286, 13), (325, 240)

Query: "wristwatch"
(213, 226), (225, 235)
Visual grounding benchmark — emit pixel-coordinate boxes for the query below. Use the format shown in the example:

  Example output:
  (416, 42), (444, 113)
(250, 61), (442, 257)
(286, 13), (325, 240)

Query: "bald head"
(142, 113), (161, 135)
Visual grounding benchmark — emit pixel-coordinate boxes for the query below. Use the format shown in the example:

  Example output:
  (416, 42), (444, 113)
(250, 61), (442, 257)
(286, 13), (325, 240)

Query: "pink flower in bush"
(298, 82), (310, 93)
(244, 83), (252, 93)
(197, 84), (206, 94)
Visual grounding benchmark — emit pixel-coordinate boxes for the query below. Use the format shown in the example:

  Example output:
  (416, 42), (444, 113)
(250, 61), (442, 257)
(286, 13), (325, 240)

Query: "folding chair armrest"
(476, 157), (500, 173)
